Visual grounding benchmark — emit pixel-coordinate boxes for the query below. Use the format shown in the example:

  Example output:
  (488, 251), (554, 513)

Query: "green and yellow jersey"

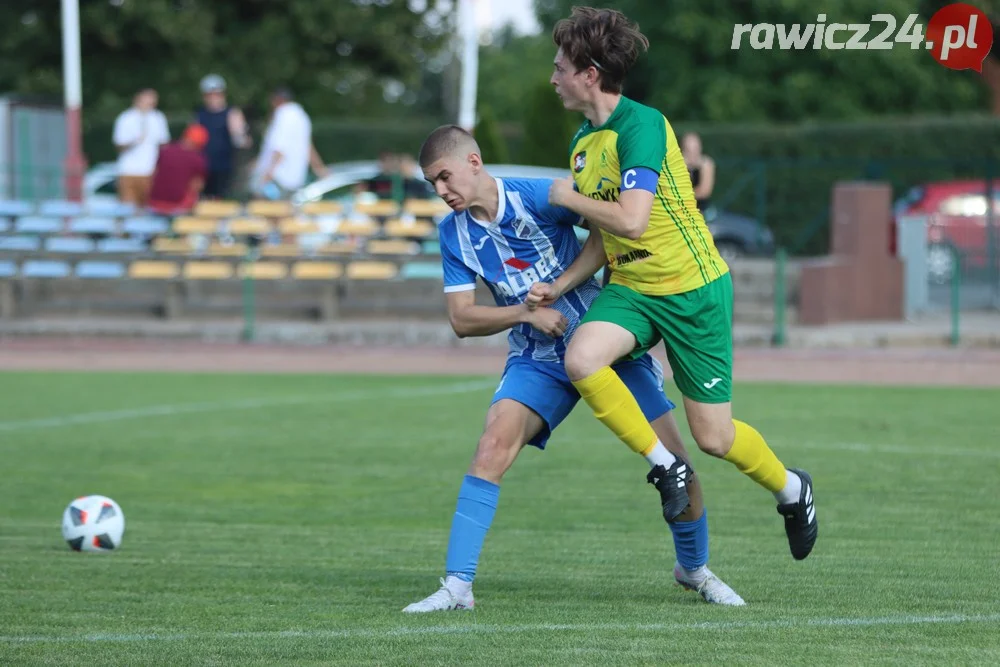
(568, 96), (727, 296)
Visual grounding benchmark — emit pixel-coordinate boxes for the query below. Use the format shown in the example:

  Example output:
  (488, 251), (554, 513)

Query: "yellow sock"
(723, 420), (788, 493)
(572, 367), (658, 455)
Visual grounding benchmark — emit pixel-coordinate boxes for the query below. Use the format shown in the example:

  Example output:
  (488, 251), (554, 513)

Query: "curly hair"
(552, 6), (649, 94)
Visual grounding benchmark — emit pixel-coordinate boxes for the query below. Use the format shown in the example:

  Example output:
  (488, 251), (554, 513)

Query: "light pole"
(457, 0), (479, 132)
(61, 0), (86, 201)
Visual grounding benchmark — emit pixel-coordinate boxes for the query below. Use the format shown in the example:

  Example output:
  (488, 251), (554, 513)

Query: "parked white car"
(292, 161), (571, 205)
(82, 162), (120, 207)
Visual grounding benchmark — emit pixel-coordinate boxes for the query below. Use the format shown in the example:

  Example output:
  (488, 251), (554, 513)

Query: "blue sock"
(670, 511), (709, 571)
(445, 475), (500, 582)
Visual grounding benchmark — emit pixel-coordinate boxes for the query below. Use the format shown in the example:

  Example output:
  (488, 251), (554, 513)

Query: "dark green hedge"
(674, 115), (1000, 255)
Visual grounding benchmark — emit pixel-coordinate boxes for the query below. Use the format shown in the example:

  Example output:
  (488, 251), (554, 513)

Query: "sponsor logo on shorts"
(703, 378), (723, 389)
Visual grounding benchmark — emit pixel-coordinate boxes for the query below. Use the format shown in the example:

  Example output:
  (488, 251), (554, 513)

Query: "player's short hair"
(418, 125), (481, 168)
(552, 6), (649, 94)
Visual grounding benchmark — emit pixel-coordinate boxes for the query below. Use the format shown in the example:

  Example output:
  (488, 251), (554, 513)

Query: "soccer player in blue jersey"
(402, 125), (744, 612)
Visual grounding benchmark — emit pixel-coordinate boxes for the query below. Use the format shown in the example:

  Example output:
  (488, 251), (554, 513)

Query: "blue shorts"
(491, 354), (675, 449)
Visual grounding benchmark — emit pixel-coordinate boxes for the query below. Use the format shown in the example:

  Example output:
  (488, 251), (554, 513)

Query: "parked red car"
(893, 180), (1000, 283)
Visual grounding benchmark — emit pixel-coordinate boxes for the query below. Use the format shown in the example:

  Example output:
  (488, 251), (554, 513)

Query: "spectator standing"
(195, 74), (252, 199)
(251, 88), (319, 200)
(147, 124), (210, 215)
(681, 132), (715, 213)
(113, 88), (170, 208)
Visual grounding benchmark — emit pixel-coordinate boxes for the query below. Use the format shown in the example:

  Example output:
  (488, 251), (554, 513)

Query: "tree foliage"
(519, 80), (578, 168)
(0, 0), (454, 121)
(477, 27), (556, 128)
(530, 0), (992, 123)
(473, 104), (510, 164)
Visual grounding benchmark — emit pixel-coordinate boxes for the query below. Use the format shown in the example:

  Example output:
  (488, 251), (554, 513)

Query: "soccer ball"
(61, 495), (125, 552)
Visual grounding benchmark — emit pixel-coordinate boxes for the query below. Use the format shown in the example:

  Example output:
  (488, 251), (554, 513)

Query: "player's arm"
(548, 173), (655, 241)
(553, 114), (666, 240)
(525, 229), (605, 310)
(446, 290), (566, 339)
(559, 225), (607, 288)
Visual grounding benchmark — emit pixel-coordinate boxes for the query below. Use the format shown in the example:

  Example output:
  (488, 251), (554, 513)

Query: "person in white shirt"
(112, 88), (170, 208)
(252, 88), (327, 200)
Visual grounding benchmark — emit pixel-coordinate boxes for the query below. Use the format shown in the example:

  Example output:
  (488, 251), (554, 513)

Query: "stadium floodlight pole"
(61, 0), (86, 201)
(457, 0), (479, 132)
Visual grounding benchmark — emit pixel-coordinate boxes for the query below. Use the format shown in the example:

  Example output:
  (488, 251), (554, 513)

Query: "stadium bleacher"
(0, 196), (453, 320)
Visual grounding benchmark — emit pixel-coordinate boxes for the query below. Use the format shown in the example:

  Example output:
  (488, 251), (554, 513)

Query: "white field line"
(0, 379), (495, 433)
(1, 612), (999, 644)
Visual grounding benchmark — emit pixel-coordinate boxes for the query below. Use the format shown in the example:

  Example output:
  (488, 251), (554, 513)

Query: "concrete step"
(728, 257), (802, 281)
(734, 301), (798, 325)
(730, 257), (800, 305)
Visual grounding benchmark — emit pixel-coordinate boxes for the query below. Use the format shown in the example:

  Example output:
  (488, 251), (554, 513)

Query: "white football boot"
(673, 564), (746, 606)
(402, 576), (475, 613)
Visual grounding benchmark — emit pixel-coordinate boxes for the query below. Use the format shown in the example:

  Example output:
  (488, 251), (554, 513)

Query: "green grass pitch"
(1, 371), (998, 665)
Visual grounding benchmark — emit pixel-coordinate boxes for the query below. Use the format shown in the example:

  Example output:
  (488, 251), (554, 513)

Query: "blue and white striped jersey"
(438, 177), (602, 363)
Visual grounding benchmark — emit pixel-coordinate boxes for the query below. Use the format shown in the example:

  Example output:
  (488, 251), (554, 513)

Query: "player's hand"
(526, 307), (568, 337)
(548, 176), (576, 207)
(525, 282), (558, 310)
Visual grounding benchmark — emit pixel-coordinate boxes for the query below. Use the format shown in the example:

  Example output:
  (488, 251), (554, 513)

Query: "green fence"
(1, 163), (68, 202)
(755, 157), (1000, 347)
(710, 156), (998, 256)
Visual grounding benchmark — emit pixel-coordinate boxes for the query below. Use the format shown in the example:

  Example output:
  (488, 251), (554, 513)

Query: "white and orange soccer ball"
(61, 495), (125, 552)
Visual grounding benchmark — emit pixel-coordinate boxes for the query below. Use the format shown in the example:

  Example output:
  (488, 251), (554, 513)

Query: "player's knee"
(690, 419), (736, 458)
(471, 432), (520, 478)
(565, 342), (604, 381)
